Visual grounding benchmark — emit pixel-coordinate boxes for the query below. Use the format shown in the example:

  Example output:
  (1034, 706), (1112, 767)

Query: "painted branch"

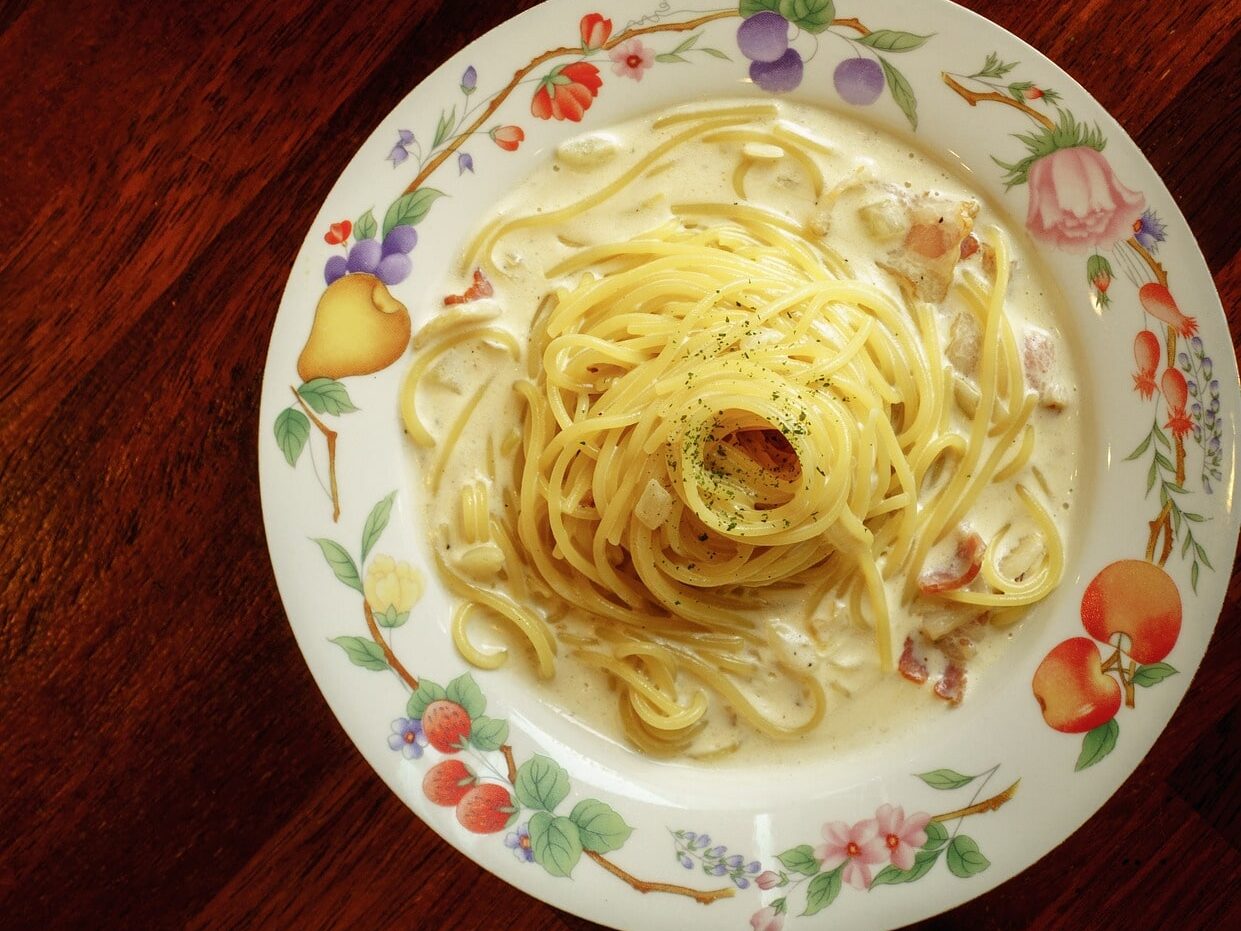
(402, 10), (736, 197)
(363, 602), (420, 690)
(1126, 236), (1169, 289)
(290, 385), (341, 522)
(500, 744), (518, 785)
(941, 73), (1055, 129)
(930, 779), (1020, 822)
(1146, 505), (1173, 566)
(584, 850), (735, 904)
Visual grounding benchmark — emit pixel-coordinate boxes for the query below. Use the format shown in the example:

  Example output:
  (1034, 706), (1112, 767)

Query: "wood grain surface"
(1, 0), (1237, 927)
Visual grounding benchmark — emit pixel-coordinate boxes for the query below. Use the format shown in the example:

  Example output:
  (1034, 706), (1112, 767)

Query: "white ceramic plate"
(259, 2), (1238, 927)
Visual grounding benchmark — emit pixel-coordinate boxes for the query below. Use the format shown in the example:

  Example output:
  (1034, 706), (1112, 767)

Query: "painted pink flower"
(875, 804), (931, 870)
(1026, 146), (1145, 252)
(814, 818), (887, 890)
(609, 39), (655, 81)
(755, 870), (782, 890)
(750, 905), (784, 931)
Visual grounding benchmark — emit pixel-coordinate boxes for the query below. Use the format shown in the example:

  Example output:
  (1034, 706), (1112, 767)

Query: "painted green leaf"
(330, 636), (388, 671)
(802, 864), (843, 916)
(671, 33), (699, 53)
(854, 29), (933, 52)
(701, 47), (731, 60)
(298, 378), (358, 416)
(1191, 560), (1200, 592)
(778, 0), (834, 33)
(515, 754), (571, 812)
(446, 672), (487, 719)
(916, 768), (975, 790)
(355, 208), (378, 241)
(433, 106), (456, 148)
(528, 812), (583, 877)
(313, 538), (363, 593)
(1194, 540), (1213, 569)
(923, 819), (949, 850)
(946, 835), (990, 877)
(1124, 432), (1152, 461)
(382, 188), (446, 236)
(1133, 662), (1178, 687)
(469, 715), (509, 751)
(870, 847), (941, 885)
(739, 0), (781, 16)
(776, 844), (821, 877)
(1075, 717), (1119, 771)
(360, 491), (397, 563)
(406, 679), (447, 719)
(655, 53), (687, 64)
(274, 407), (310, 466)
(879, 57), (918, 129)
(569, 799), (633, 853)
(373, 606), (408, 629)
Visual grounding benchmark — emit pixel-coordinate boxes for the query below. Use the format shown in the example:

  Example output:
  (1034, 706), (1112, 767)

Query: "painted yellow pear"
(297, 273), (411, 382)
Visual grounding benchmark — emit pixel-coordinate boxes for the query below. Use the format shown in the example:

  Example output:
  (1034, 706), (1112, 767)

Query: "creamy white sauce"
(416, 100), (1082, 764)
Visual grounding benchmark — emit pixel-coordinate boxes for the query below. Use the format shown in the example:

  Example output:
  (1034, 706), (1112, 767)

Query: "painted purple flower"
(706, 845), (727, 858)
(398, 129), (415, 146)
(458, 152), (474, 174)
(504, 822), (534, 862)
(386, 144), (409, 167)
(388, 717), (427, 759)
(733, 875), (750, 890)
(678, 853), (693, 869)
(461, 66), (478, 94)
(1133, 209), (1167, 252)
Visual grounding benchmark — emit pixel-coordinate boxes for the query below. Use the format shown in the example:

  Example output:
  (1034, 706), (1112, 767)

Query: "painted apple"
(1032, 637), (1122, 733)
(1081, 560), (1181, 663)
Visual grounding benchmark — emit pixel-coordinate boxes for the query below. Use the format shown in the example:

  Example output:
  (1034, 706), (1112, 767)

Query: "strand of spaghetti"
(939, 485), (1064, 607)
(451, 602), (508, 670)
(464, 115), (765, 271)
(401, 326), (520, 447)
(429, 376), (493, 493)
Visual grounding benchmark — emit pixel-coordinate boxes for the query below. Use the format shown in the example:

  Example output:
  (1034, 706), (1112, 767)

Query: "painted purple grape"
(736, 11), (789, 63)
(383, 224), (418, 257)
(375, 252), (412, 286)
(749, 48), (803, 94)
(324, 254), (348, 285)
(834, 57), (884, 106)
(346, 238), (382, 274)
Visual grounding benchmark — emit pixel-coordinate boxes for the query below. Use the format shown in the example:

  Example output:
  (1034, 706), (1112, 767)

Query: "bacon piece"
(444, 268), (494, 306)
(898, 636), (928, 684)
(918, 531), (985, 595)
(1022, 327), (1069, 410)
(959, 234), (980, 260)
(868, 185), (979, 302)
(934, 662), (966, 704)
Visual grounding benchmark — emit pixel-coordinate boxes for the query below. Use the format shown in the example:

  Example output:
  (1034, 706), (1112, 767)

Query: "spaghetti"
(402, 104), (1066, 754)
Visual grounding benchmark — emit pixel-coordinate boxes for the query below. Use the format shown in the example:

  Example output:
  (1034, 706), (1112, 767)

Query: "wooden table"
(2, 0), (1237, 927)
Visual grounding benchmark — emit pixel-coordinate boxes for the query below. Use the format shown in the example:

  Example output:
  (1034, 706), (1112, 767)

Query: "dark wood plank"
(0, 0), (1235, 929)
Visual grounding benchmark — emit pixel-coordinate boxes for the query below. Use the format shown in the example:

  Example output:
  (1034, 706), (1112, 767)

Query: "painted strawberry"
(1132, 329), (1160, 399)
(456, 783), (517, 834)
(423, 760), (476, 806)
(1139, 282), (1197, 338)
(421, 699), (472, 752)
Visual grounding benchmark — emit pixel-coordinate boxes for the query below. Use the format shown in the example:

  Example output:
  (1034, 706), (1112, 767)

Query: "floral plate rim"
(258, 1), (1238, 928)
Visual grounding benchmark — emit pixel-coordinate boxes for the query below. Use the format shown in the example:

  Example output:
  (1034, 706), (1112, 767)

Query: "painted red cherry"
(1032, 637), (1122, 733)
(1081, 560), (1182, 663)
(423, 760), (475, 807)
(456, 783), (516, 834)
(421, 699), (472, 752)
